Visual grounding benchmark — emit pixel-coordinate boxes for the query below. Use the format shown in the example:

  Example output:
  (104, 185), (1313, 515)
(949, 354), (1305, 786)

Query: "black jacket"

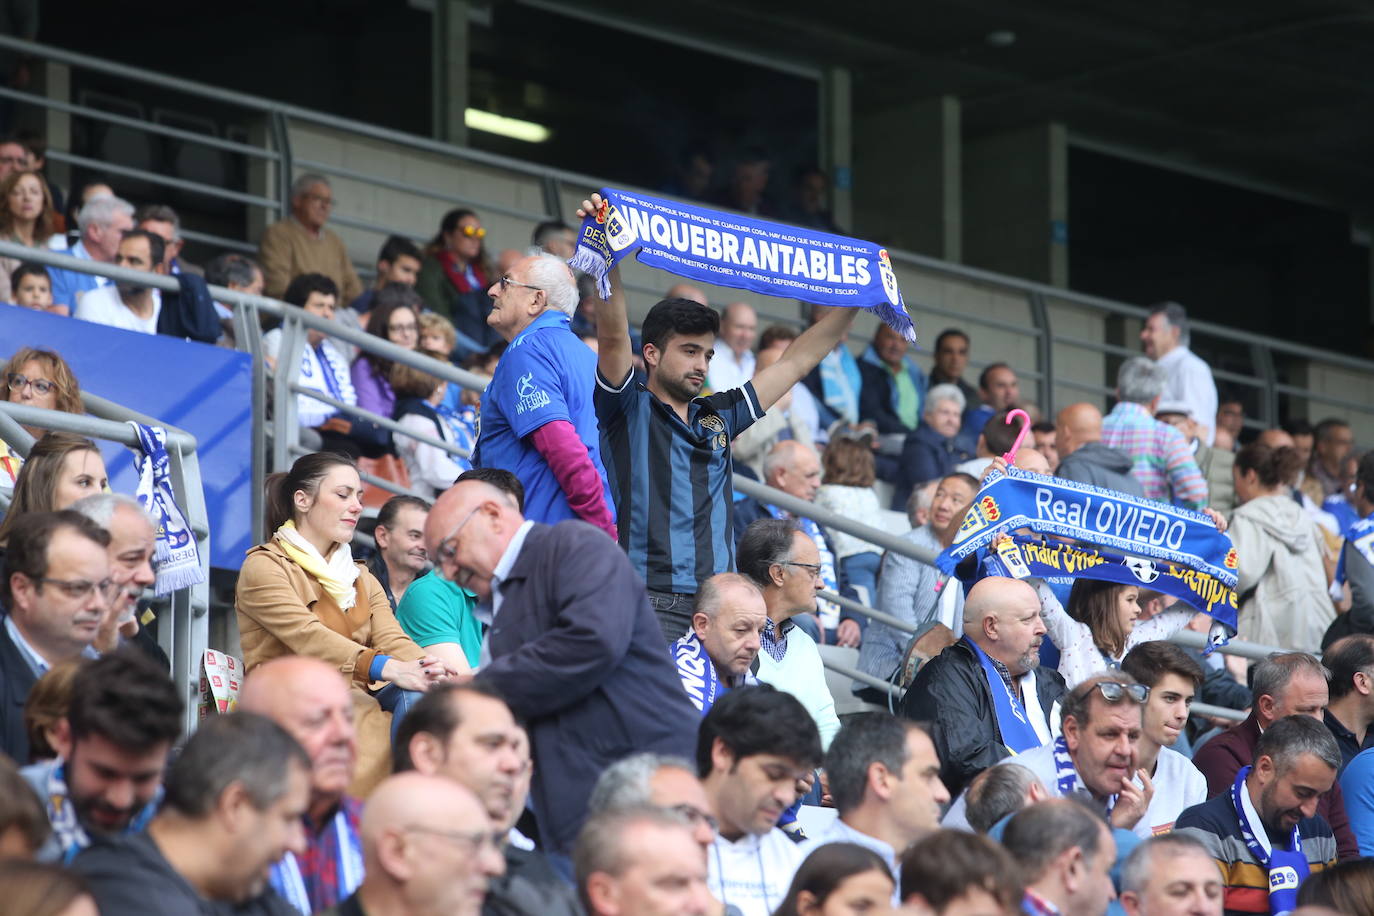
(901, 639), (1065, 797)
(892, 424), (975, 511)
(475, 521), (698, 854)
(1054, 442), (1145, 498)
(0, 615), (38, 764)
(75, 830), (297, 915)
(482, 845), (584, 916)
(156, 271), (223, 344)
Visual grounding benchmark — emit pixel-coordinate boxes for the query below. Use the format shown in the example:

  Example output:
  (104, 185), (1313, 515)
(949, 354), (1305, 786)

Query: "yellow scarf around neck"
(274, 520), (360, 611)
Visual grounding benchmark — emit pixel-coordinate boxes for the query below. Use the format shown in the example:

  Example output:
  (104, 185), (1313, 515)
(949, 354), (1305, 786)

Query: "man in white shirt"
(74, 230), (166, 335)
(800, 714), (949, 898)
(1140, 302), (1218, 446)
(736, 518), (841, 749)
(1121, 641), (1210, 836)
(48, 194), (134, 311)
(708, 302), (757, 393)
(698, 684), (821, 916)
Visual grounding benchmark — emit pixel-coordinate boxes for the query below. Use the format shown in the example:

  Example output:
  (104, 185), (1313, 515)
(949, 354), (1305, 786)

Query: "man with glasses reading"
(0, 510), (112, 762)
(421, 472), (698, 859)
(472, 252), (617, 538)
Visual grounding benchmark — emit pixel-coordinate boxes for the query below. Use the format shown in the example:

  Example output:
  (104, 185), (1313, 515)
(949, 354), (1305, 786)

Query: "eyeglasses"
(460, 224), (487, 238)
(387, 322), (418, 334)
(782, 561), (823, 579)
(36, 576), (114, 601)
(668, 803), (719, 833)
(1085, 681), (1150, 705)
(6, 372), (57, 396)
(403, 825), (504, 853)
(497, 275), (543, 294)
(432, 506), (482, 577)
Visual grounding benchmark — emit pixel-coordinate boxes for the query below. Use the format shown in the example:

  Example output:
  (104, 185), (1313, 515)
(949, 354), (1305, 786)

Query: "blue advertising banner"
(2, 306), (253, 569)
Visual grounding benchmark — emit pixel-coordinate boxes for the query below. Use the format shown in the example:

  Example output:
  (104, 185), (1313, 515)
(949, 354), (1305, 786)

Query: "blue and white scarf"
(937, 468), (1238, 636)
(570, 188), (916, 342)
(1231, 766), (1308, 916)
(1053, 735), (1117, 816)
(965, 636), (1042, 755)
(673, 630), (754, 715)
(129, 422), (204, 594)
(981, 534), (1238, 623)
(35, 759), (159, 864)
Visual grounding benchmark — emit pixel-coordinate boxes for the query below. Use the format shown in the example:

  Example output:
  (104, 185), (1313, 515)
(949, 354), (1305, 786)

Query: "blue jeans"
(647, 590), (696, 643)
(376, 684), (424, 741)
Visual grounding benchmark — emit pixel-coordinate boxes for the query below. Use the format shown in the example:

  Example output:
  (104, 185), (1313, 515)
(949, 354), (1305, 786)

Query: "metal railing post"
(233, 301), (268, 545)
(1250, 342), (1280, 427)
(272, 314), (305, 471)
(1028, 290), (1055, 416)
(271, 110), (294, 223)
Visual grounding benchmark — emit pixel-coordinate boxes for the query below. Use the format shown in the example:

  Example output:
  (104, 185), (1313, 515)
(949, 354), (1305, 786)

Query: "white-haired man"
(1141, 302), (1218, 447)
(258, 173), (363, 303)
(471, 252), (617, 537)
(49, 194), (135, 311)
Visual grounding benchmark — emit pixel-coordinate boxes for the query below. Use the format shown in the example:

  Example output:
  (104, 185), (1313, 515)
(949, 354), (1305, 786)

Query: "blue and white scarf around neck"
(570, 188), (916, 342)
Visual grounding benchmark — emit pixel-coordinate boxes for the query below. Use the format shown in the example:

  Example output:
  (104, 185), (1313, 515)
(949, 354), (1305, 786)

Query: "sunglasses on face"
(460, 225), (486, 238)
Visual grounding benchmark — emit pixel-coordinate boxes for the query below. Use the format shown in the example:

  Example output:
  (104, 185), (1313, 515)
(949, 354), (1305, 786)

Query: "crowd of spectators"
(7, 154), (1374, 916)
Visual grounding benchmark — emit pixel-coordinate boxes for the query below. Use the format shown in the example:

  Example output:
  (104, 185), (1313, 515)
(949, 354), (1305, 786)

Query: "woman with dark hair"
(415, 207), (497, 349)
(0, 432), (107, 546)
(350, 285), (423, 420)
(0, 860), (96, 915)
(0, 170), (60, 304)
(1230, 442), (1332, 652)
(2, 347), (85, 485)
(234, 451), (452, 792)
(773, 842), (894, 916)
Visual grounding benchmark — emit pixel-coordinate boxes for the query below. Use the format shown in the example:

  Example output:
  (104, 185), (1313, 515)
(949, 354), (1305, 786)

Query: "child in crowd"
(8, 262), (65, 315)
(419, 311), (486, 453)
(390, 349), (468, 498)
(1032, 573), (1195, 687)
(814, 436), (886, 605)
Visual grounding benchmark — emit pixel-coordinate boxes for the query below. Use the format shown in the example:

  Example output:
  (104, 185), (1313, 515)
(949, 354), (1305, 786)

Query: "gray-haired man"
(1141, 302), (1218, 447)
(1101, 356), (1208, 508)
(259, 173), (363, 303)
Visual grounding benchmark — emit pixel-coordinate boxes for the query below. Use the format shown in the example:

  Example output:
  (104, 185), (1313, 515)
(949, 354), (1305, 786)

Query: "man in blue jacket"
(423, 470), (698, 857)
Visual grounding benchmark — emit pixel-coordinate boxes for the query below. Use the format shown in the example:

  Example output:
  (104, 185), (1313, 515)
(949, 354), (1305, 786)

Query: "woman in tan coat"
(235, 451), (451, 793)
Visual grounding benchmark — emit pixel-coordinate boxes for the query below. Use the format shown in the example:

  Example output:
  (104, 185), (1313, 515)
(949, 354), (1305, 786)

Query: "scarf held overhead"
(570, 188), (916, 343)
(982, 533), (1238, 627)
(937, 468), (1239, 632)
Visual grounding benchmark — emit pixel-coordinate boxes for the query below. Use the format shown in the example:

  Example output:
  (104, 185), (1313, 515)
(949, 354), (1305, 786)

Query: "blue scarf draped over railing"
(936, 468), (1239, 633)
(570, 188), (917, 342)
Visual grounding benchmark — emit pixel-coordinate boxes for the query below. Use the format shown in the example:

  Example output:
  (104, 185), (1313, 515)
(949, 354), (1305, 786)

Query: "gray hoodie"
(1054, 442), (1145, 498)
(1229, 493), (1333, 652)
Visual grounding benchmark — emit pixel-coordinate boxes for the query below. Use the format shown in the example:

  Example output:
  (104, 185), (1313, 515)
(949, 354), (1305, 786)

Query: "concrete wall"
(964, 123), (1068, 287)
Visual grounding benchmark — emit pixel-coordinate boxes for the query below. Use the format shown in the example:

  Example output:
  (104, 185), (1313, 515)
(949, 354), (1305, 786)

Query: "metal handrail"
(9, 31), (1374, 435)
(0, 400), (210, 737)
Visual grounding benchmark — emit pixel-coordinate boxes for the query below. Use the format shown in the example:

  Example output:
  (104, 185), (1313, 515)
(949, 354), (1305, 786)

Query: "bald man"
(423, 473), (698, 856)
(1054, 402), (1145, 496)
(665, 282), (708, 306)
(673, 573), (767, 713)
(709, 302), (758, 392)
(240, 657), (363, 913)
(734, 439), (855, 645)
(328, 773), (505, 916)
(901, 577), (1066, 796)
